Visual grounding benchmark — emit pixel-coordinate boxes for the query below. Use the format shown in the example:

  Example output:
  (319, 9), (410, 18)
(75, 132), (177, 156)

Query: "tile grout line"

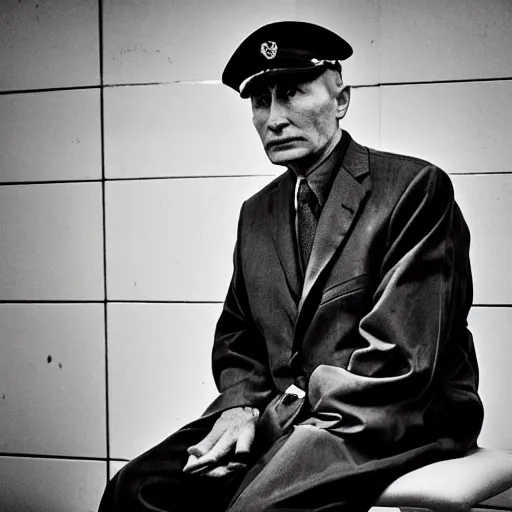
(1, 75), (512, 96)
(0, 300), (510, 306)
(0, 174), (280, 187)
(0, 300), (224, 304)
(0, 452), (129, 463)
(0, 173), (510, 189)
(98, 0), (111, 483)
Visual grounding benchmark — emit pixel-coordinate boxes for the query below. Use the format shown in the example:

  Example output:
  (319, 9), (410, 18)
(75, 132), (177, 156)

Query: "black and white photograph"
(0, 1), (512, 511)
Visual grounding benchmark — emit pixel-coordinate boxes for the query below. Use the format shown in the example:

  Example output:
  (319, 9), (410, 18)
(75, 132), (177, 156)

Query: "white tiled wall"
(0, 0), (100, 91)
(102, 0), (297, 84)
(0, 304), (106, 457)
(380, 81), (512, 173)
(1, 1), (511, 511)
(470, 307), (512, 450)
(0, 184), (104, 300)
(0, 90), (102, 182)
(104, 84), (275, 178)
(0, 457), (106, 512)
(108, 303), (221, 459)
(379, 0), (512, 83)
(452, 175), (512, 305)
(106, 176), (273, 301)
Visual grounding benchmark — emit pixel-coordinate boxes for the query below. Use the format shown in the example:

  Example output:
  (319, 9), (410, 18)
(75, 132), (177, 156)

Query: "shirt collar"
(294, 130), (350, 210)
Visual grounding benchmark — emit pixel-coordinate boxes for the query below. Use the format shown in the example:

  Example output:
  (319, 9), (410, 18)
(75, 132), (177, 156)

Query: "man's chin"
(266, 147), (310, 167)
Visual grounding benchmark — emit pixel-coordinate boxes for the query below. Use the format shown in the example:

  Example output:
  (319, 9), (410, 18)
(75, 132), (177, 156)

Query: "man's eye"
(254, 94), (271, 107)
(286, 87), (298, 98)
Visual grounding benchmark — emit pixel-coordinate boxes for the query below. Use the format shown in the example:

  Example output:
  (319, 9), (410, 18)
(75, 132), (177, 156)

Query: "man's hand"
(182, 406), (259, 478)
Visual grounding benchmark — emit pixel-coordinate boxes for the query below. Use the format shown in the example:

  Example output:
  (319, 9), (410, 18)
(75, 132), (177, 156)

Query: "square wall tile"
(104, 83), (380, 180)
(106, 176), (274, 301)
(296, 0), (380, 86)
(0, 457), (106, 512)
(451, 175), (512, 305)
(108, 303), (221, 459)
(103, 0), (296, 84)
(0, 90), (101, 183)
(0, 304), (106, 457)
(469, 307), (512, 450)
(104, 83), (277, 179)
(381, 0), (512, 83)
(0, 183), (104, 300)
(381, 81), (512, 173)
(0, 0), (99, 91)
(342, 86), (380, 149)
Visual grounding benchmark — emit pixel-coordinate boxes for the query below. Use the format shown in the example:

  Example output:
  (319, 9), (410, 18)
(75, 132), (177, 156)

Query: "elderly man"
(99, 21), (483, 511)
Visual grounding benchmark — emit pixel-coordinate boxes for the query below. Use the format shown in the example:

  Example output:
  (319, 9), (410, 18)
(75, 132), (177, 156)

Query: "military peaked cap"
(222, 21), (353, 98)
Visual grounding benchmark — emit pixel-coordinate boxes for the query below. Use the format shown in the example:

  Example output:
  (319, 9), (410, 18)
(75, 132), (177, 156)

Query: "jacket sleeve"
(306, 165), (483, 447)
(202, 203), (275, 418)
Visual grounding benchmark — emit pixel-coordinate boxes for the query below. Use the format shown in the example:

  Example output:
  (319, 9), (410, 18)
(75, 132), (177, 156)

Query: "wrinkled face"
(250, 71), (344, 171)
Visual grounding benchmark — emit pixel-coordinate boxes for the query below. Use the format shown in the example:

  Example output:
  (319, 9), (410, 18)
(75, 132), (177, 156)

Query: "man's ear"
(336, 85), (351, 120)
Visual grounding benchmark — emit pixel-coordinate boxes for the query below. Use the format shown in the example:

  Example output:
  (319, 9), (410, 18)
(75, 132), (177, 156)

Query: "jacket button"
(282, 393), (299, 405)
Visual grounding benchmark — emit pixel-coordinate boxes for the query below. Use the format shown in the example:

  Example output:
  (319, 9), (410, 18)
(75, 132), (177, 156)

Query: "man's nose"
(267, 99), (289, 133)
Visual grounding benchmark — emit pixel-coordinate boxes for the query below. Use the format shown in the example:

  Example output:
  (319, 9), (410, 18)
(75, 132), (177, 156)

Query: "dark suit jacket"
(203, 134), (483, 457)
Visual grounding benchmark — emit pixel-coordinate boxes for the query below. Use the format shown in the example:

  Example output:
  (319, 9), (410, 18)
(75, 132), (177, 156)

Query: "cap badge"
(260, 41), (278, 59)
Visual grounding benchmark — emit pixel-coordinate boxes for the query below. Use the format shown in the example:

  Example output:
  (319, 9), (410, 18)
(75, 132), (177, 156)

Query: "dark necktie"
(297, 179), (318, 270)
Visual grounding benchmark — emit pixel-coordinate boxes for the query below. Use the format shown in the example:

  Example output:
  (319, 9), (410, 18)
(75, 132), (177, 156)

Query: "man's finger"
(182, 454), (200, 474)
(202, 464), (234, 478)
(235, 422), (256, 456)
(183, 453), (218, 475)
(187, 422), (224, 458)
(184, 431), (236, 474)
(195, 430), (236, 466)
(227, 461), (248, 471)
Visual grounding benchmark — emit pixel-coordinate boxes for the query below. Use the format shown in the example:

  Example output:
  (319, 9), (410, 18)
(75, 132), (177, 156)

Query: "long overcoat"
(202, 134), (483, 508)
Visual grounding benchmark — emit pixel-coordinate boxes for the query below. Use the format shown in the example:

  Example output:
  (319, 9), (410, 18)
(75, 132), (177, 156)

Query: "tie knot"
(298, 179), (314, 205)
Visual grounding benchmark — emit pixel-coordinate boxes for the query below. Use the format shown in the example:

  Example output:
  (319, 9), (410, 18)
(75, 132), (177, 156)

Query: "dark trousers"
(99, 416), (252, 511)
(98, 415), (451, 512)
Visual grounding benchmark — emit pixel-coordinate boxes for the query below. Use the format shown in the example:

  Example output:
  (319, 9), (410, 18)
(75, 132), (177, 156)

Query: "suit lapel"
(297, 140), (371, 317)
(270, 170), (302, 304)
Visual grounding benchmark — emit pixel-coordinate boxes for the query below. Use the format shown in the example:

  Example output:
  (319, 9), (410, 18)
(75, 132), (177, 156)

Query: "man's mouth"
(266, 138), (302, 149)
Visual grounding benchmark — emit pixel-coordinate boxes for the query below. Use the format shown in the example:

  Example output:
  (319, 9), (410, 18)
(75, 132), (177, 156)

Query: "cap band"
(239, 59), (342, 97)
